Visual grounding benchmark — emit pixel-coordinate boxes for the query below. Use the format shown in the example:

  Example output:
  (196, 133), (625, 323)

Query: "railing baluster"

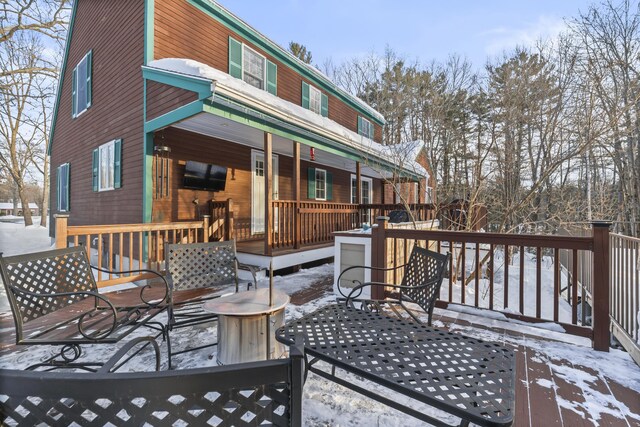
(449, 240), (454, 302)
(572, 249), (578, 325)
(119, 232), (124, 272)
(97, 233), (103, 282)
(519, 247), (524, 316)
(461, 243), (466, 305)
(504, 245), (509, 310)
(73, 235), (78, 247)
(536, 247), (542, 319)
(554, 247), (559, 322)
(129, 231), (133, 274)
(475, 243), (480, 308)
(489, 244), (494, 311)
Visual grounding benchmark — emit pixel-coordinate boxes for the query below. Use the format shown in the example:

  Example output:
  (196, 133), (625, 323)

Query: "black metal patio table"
(276, 303), (516, 427)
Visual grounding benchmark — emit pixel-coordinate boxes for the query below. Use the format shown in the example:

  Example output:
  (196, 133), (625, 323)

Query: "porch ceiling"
(172, 112), (389, 179)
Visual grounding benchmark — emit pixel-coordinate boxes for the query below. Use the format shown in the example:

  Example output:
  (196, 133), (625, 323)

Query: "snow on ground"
(1, 220), (639, 425)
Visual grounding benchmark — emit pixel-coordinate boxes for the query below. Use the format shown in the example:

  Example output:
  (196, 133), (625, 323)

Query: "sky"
(217, 0), (591, 69)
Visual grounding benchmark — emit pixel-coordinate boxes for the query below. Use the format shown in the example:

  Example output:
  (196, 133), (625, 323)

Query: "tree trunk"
(17, 180), (33, 226)
(40, 154), (49, 227)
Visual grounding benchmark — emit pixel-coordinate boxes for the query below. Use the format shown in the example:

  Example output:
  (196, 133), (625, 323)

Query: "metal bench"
(164, 240), (259, 367)
(0, 340), (305, 426)
(0, 246), (169, 371)
(337, 246), (450, 325)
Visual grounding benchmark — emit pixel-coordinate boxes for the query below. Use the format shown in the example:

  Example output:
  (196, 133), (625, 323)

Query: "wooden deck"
(1, 280), (638, 426)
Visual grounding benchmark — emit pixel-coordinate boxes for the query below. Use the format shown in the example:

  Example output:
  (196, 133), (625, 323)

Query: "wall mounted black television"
(183, 160), (227, 192)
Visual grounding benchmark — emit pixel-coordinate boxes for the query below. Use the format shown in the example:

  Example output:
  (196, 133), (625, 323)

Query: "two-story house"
(49, 0), (430, 269)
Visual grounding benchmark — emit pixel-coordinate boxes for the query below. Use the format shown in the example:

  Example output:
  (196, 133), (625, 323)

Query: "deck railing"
(610, 233), (640, 363)
(370, 216), (611, 351)
(54, 214), (210, 288)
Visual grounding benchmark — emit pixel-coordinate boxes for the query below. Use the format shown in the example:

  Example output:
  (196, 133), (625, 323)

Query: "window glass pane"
(315, 169), (326, 199)
(351, 177), (357, 204)
(59, 165), (68, 211)
(99, 142), (115, 190)
(243, 47), (264, 89)
(362, 180), (370, 204)
(76, 58), (87, 113)
(359, 118), (372, 138)
(309, 86), (321, 114)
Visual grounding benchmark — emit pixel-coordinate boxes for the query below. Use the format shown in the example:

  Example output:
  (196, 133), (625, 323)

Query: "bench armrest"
(91, 265), (169, 307)
(97, 336), (161, 373)
(345, 278), (441, 306)
(336, 263), (409, 298)
(6, 285), (119, 340)
(235, 258), (259, 290)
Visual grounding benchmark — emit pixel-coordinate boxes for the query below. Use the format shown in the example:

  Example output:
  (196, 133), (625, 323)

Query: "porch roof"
(143, 60), (427, 182)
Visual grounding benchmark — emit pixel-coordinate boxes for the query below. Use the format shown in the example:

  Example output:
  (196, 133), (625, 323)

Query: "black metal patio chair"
(0, 246), (169, 371)
(0, 340), (305, 427)
(164, 240), (259, 367)
(337, 246), (450, 325)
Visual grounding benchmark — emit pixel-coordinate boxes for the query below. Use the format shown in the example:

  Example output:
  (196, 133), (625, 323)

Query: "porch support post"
(54, 214), (69, 249)
(371, 216), (389, 300)
(264, 132), (273, 256)
(293, 141), (301, 249)
(356, 161), (362, 226)
(592, 221), (611, 351)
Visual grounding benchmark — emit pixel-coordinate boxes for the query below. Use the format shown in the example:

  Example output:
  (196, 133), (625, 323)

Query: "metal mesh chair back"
(0, 247), (97, 324)
(400, 246), (449, 314)
(0, 356), (301, 427)
(165, 241), (238, 291)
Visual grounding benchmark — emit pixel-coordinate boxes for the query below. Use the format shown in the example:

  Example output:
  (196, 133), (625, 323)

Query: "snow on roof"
(202, 0), (384, 123)
(148, 58), (427, 178)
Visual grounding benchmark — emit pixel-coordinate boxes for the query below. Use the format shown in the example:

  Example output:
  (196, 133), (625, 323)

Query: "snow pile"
(147, 58), (428, 178)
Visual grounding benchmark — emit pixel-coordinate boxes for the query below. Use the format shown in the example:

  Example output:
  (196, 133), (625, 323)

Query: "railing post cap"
(202, 214), (211, 218)
(376, 216), (390, 221)
(54, 213), (69, 218)
(592, 221), (611, 228)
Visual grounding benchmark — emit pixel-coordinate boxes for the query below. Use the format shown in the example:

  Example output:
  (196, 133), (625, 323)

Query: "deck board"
(0, 278), (637, 426)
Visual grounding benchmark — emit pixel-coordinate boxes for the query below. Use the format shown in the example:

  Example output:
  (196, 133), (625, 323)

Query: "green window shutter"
(301, 81), (310, 109)
(64, 164), (70, 210)
(72, 67), (77, 118)
(326, 171), (333, 201)
(114, 139), (122, 188)
(357, 116), (363, 135)
(86, 50), (92, 108)
(92, 149), (99, 191)
(320, 93), (328, 117)
(56, 166), (61, 209)
(228, 36), (243, 79)
(266, 60), (277, 95)
(307, 167), (316, 199)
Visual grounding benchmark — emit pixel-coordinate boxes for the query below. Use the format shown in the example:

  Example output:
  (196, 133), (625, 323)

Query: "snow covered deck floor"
(1, 264), (638, 426)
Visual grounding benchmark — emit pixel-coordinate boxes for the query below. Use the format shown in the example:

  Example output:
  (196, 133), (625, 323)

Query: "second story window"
(72, 51), (92, 118)
(228, 36), (277, 95)
(309, 85), (321, 114)
(243, 45), (265, 90)
(302, 82), (328, 117)
(358, 116), (373, 139)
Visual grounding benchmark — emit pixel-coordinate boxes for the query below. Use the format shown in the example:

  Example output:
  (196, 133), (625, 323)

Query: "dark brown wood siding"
(146, 81), (198, 121)
(154, 0), (383, 143)
(152, 127), (382, 224)
(49, 0), (145, 231)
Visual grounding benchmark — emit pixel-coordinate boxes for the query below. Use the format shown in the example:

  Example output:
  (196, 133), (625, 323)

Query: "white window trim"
(58, 163), (70, 212)
(98, 140), (116, 192)
(315, 168), (327, 201)
(242, 44), (266, 91)
(359, 117), (372, 138)
(74, 51), (91, 118)
(350, 174), (373, 204)
(308, 84), (322, 115)
(414, 182), (420, 204)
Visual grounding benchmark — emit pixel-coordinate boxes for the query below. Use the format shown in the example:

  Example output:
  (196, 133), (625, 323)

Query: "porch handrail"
(370, 216), (611, 351)
(54, 214), (210, 288)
